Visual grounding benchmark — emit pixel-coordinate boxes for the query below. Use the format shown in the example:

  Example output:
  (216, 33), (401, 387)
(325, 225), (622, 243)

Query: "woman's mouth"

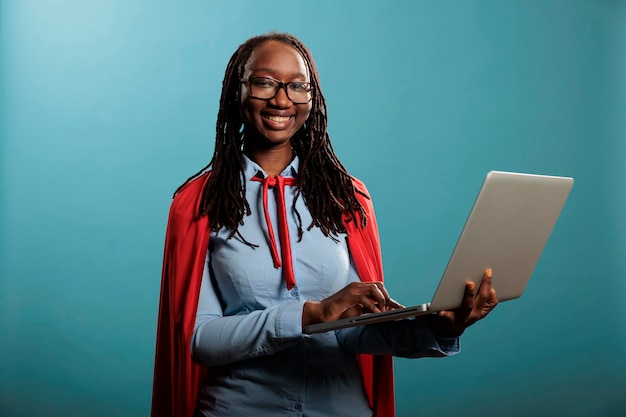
(262, 114), (293, 130)
(264, 115), (291, 123)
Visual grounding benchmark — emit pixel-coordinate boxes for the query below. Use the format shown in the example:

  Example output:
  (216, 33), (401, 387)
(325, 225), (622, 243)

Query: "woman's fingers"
(475, 269), (493, 301)
(339, 304), (363, 319)
(319, 281), (399, 322)
(360, 281), (402, 312)
(462, 281), (476, 311)
(474, 269), (498, 318)
(368, 282), (388, 311)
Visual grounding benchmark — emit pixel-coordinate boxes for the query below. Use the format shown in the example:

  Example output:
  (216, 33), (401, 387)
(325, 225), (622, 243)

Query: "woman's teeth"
(266, 115), (290, 123)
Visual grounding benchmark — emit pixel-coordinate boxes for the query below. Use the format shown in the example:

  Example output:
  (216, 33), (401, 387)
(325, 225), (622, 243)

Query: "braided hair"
(175, 32), (367, 240)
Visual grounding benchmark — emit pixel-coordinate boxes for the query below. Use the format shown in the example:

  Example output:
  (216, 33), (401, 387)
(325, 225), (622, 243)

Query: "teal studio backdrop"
(1, 1), (625, 416)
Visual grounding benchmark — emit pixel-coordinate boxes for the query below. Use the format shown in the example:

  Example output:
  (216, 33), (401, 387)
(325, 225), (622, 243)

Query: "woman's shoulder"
(350, 176), (371, 199)
(174, 171), (211, 198)
(169, 171), (211, 217)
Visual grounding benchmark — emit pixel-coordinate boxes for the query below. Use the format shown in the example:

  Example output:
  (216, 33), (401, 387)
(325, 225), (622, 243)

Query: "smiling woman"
(2, 2), (623, 417)
(150, 32), (498, 417)
(239, 40), (313, 169)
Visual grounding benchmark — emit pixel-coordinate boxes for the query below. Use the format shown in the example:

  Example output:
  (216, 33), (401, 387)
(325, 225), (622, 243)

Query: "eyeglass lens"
(248, 78), (312, 104)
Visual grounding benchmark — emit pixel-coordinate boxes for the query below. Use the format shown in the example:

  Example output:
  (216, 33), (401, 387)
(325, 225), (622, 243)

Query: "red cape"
(151, 172), (395, 417)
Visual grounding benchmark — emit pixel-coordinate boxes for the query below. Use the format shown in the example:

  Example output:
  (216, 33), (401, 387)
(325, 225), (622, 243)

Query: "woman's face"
(240, 40), (313, 148)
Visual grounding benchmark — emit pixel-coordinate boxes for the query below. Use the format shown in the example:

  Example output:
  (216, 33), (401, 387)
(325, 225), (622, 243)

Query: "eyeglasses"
(240, 77), (313, 104)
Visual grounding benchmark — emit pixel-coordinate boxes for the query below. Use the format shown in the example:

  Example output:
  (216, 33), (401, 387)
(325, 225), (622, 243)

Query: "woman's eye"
(251, 78), (276, 88)
(290, 82), (310, 91)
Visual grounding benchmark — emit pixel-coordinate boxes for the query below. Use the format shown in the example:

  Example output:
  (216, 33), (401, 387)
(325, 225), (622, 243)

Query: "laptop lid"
(304, 171), (574, 334)
(429, 170), (574, 311)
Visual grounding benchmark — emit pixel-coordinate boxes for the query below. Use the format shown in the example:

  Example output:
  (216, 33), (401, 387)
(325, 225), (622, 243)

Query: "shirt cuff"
(275, 300), (308, 339)
(434, 335), (460, 354)
(413, 317), (461, 356)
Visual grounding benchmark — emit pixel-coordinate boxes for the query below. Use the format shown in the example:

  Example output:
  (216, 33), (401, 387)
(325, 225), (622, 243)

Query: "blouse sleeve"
(190, 252), (307, 367)
(335, 258), (461, 358)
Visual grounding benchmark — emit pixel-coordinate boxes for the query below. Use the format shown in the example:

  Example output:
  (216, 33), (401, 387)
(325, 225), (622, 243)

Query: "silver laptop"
(304, 171), (574, 334)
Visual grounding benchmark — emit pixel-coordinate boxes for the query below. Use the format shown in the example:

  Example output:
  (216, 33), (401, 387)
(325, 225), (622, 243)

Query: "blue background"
(1, 1), (625, 416)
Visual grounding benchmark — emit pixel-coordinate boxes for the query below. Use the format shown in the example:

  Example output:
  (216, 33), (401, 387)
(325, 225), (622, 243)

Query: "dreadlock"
(175, 32), (367, 240)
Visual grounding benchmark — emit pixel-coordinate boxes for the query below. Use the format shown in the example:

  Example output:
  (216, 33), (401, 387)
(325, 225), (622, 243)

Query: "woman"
(151, 32), (498, 417)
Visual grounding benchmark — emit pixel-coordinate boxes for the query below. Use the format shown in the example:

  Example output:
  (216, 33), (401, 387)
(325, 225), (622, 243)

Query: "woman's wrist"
(302, 300), (322, 328)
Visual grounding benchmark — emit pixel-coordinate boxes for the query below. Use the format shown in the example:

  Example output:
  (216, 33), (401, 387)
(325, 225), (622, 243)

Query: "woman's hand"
(303, 282), (403, 328)
(429, 268), (499, 338)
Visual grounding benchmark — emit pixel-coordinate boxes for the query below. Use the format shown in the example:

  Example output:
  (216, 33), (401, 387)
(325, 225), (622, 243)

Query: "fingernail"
(486, 268), (493, 278)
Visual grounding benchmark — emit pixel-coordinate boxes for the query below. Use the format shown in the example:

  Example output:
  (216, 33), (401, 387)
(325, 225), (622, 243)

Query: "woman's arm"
(191, 254), (307, 367)
(334, 260), (460, 358)
(335, 315), (460, 358)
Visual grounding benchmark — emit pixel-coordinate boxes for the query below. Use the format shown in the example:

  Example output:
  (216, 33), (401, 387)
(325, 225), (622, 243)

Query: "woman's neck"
(244, 142), (294, 177)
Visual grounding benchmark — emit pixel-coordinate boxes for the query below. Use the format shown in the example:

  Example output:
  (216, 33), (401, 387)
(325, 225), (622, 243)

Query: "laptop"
(304, 170), (574, 334)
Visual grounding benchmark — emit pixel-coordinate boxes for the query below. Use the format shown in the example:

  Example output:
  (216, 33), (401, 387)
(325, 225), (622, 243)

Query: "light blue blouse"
(191, 155), (459, 417)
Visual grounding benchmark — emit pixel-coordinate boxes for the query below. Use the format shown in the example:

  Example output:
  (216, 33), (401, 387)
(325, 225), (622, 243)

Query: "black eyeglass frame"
(240, 76), (314, 104)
